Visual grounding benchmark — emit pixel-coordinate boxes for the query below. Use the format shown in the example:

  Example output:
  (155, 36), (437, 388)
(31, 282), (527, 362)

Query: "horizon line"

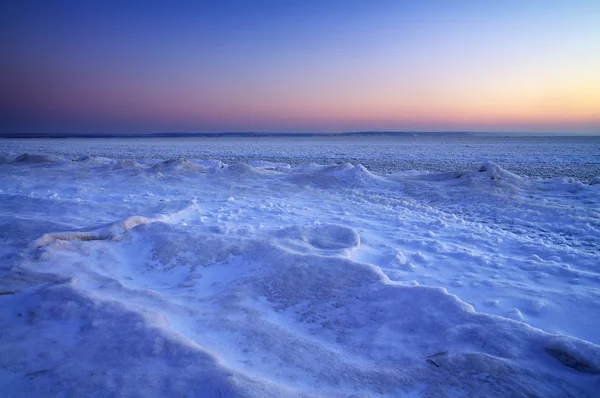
(1, 131), (599, 139)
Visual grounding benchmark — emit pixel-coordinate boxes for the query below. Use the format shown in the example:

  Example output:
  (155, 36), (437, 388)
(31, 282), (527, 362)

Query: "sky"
(1, 0), (599, 135)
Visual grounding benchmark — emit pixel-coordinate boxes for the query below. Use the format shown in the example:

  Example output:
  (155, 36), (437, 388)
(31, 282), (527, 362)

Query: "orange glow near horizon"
(3, 1), (600, 134)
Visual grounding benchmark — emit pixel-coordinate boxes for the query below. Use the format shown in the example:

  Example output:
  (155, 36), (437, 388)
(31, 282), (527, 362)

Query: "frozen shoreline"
(1, 153), (599, 396)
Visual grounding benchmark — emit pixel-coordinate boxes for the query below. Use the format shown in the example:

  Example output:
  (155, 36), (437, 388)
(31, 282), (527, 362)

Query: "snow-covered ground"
(1, 142), (600, 397)
(2, 135), (599, 180)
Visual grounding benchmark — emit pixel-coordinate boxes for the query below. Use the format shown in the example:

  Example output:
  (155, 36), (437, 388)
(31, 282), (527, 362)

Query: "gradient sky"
(2, 0), (599, 134)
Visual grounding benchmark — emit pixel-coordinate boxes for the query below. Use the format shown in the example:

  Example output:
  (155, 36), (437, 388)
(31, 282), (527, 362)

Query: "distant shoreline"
(1, 131), (597, 139)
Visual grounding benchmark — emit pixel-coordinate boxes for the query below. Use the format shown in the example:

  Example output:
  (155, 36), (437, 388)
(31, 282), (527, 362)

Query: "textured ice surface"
(1, 142), (600, 397)
(2, 135), (600, 181)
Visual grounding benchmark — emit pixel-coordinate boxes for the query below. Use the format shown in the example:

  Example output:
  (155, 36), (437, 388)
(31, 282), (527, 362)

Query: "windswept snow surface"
(2, 135), (599, 181)
(1, 149), (600, 396)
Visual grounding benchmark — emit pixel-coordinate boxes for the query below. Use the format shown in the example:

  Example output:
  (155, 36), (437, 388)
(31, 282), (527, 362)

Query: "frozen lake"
(1, 136), (599, 397)
(2, 135), (600, 181)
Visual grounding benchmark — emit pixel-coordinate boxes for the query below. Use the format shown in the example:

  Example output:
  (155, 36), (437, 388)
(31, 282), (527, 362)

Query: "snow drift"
(1, 153), (599, 397)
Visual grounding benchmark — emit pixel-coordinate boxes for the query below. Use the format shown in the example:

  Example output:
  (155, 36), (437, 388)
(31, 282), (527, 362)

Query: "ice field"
(1, 137), (600, 397)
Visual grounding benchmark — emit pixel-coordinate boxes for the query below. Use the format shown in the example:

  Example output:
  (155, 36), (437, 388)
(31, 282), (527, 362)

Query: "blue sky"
(2, 0), (599, 134)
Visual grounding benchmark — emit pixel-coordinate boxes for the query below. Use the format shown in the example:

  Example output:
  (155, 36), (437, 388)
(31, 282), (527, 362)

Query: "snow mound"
(290, 163), (383, 188)
(225, 163), (261, 174)
(35, 216), (152, 247)
(12, 153), (61, 164)
(35, 201), (201, 248)
(539, 176), (589, 193)
(75, 158), (143, 171)
(150, 158), (204, 173)
(545, 336), (600, 374)
(477, 161), (521, 180)
(589, 177), (600, 185)
(411, 162), (521, 184)
(110, 159), (144, 170)
(197, 159), (227, 170)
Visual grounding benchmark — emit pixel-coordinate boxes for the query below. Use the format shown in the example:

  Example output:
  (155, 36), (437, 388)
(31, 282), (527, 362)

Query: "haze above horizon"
(2, 0), (599, 135)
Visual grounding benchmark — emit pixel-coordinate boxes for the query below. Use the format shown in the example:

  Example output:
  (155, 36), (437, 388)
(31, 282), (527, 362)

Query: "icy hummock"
(1, 155), (600, 397)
